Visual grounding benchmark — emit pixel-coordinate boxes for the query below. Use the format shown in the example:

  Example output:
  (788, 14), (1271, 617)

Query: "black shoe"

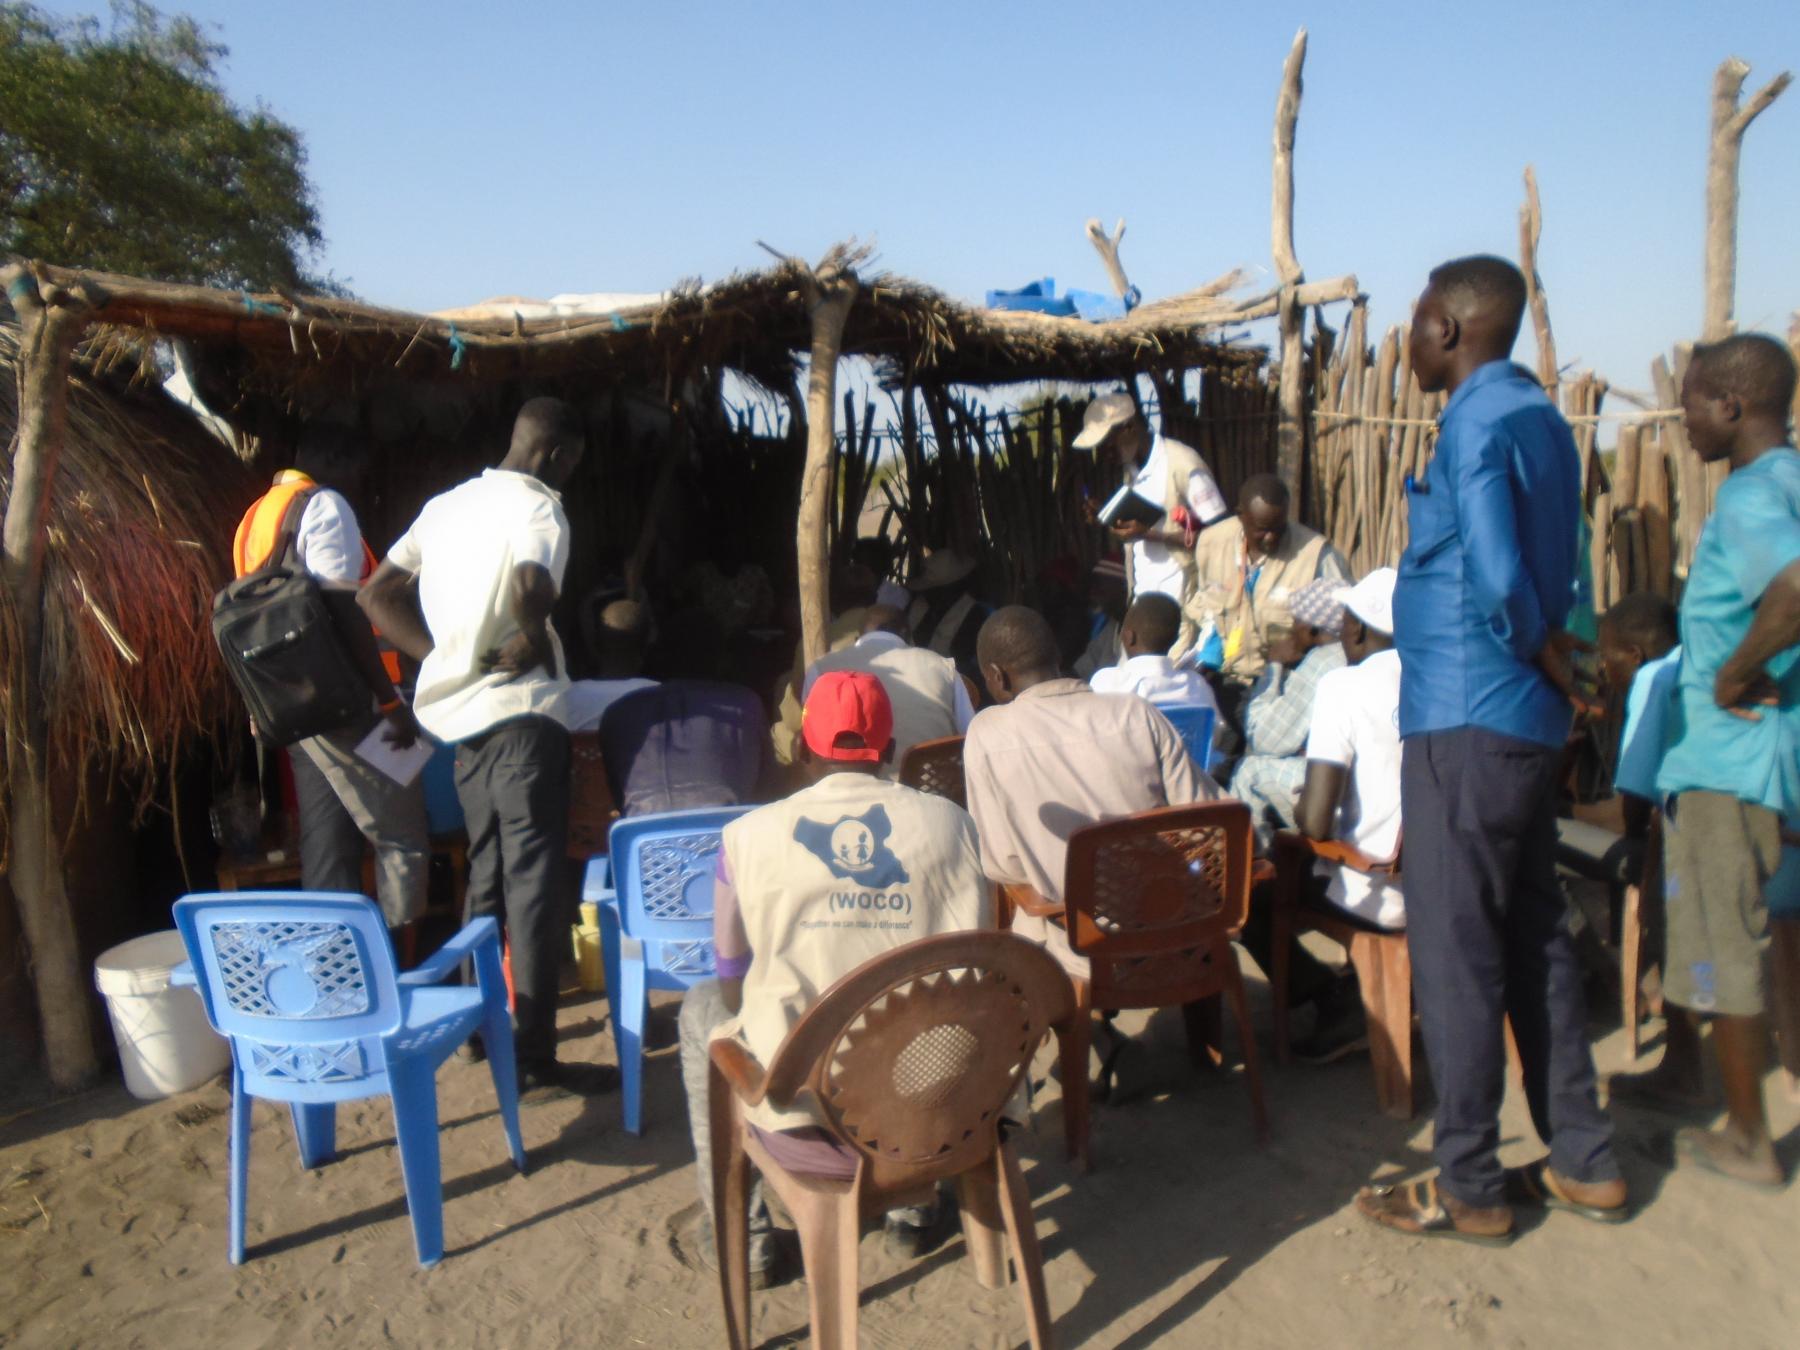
(457, 1033), (488, 1065)
(517, 1059), (618, 1101)
(695, 1222), (780, 1289)
(1291, 994), (1369, 1065)
(883, 1196), (946, 1260)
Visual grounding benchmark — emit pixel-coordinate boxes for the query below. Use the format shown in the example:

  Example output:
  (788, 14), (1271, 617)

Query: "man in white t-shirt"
(802, 605), (975, 779)
(677, 671), (991, 1278)
(1089, 592), (1220, 713)
(361, 398), (603, 1096)
(1296, 567), (1404, 927)
(1074, 392), (1229, 655)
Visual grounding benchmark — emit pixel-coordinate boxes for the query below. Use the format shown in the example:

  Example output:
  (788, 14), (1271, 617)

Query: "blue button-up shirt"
(1393, 360), (1580, 747)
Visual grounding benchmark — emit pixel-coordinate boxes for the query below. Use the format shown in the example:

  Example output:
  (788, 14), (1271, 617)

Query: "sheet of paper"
(353, 722), (435, 787)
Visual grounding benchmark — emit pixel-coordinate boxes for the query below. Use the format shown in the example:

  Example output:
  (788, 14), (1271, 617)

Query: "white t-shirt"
(562, 677), (659, 733)
(1303, 647), (1404, 928)
(1128, 435), (1229, 603)
(1089, 653), (1220, 713)
(295, 489), (364, 589)
(387, 468), (573, 744)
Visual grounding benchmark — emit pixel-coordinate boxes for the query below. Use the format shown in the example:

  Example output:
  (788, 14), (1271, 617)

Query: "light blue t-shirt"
(1615, 648), (1681, 801)
(1656, 447), (1800, 816)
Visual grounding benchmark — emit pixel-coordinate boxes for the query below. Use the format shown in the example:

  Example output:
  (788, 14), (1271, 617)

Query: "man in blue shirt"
(1357, 257), (1625, 1244)
(1655, 333), (1800, 1191)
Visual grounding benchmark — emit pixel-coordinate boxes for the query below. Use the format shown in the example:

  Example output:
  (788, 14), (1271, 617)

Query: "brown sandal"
(1504, 1160), (1632, 1223)
(1355, 1178), (1515, 1247)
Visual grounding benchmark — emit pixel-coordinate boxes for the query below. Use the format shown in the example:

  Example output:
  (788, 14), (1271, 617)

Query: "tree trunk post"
(1518, 166), (1560, 401)
(1271, 28), (1309, 508)
(1, 263), (104, 1092)
(1705, 58), (1790, 342)
(790, 246), (862, 670)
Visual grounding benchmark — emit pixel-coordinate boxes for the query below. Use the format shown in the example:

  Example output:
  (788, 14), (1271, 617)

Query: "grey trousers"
(454, 715), (571, 1065)
(679, 980), (773, 1247)
(292, 717), (429, 927)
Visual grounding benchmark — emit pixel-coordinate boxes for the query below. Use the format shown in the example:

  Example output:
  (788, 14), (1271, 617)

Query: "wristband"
(378, 697), (404, 716)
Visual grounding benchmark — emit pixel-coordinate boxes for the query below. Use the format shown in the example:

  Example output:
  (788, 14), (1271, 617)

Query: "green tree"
(0, 2), (324, 290)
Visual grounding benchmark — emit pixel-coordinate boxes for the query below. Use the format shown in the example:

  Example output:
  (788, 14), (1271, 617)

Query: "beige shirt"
(713, 773), (991, 1130)
(803, 632), (975, 780)
(963, 679), (1220, 975)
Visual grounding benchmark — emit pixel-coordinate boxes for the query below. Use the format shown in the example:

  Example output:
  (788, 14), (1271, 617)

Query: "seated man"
(802, 605), (975, 780)
(963, 605), (1216, 977)
(677, 672), (992, 1280)
(578, 599), (768, 816)
(1187, 473), (1349, 732)
(906, 548), (990, 685)
(1089, 592), (1220, 714)
(1294, 567), (1405, 933)
(770, 563), (878, 766)
(1231, 577), (1349, 848)
(1071, 559), (1128, 679)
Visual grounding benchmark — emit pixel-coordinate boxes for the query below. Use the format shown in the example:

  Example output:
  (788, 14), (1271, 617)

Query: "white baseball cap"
(1340, 567), (1397, 635)
(1072, 392), (1138, 450)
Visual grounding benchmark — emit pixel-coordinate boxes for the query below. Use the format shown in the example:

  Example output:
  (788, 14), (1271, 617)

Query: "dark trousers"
(454, 715), (571, 1064)
(1403, 728), (1618, 1207)
(291, 742), (366, 893)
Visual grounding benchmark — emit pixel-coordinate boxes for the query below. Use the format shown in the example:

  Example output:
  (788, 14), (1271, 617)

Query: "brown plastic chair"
(707, 931), (1081, 1350)
(1048, 800), (1270, 1159)
(898, 734), (967, 809)
(565, 731), (619, 859)
(1270, 831), (1411, 1118)
(1272, 831), (1523, 1119)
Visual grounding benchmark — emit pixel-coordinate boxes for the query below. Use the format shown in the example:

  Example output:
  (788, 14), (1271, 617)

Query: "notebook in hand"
(1096, 483), (1167, 528)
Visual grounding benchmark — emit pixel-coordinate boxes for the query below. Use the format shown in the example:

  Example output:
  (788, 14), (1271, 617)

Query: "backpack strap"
(268, 486), (318, 572)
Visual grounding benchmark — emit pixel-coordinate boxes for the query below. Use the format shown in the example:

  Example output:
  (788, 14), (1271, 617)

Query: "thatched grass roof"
(0, 325), (258, 822)
(17, 254), (1273, 411)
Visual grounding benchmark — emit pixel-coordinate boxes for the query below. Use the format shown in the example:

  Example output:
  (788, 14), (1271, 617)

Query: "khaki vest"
(807, 640), (961, 781)
(1186, 517), (1331, 683)
(715, 774), (990, 1130)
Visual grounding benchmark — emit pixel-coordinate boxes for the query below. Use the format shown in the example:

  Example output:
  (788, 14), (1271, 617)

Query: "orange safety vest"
(233, 470), (401, 683)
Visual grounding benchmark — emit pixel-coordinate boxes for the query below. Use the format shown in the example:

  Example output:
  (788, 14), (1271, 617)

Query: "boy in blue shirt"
(1657, 333), (1800, 1190)
(1596, 592), (1709, 1108)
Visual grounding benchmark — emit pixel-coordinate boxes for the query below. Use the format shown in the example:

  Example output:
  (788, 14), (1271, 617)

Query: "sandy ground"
(2, 951), (1797, 1350)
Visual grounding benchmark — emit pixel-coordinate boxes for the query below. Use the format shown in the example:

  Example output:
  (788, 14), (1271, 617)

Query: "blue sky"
(46, 1), (1800, 399)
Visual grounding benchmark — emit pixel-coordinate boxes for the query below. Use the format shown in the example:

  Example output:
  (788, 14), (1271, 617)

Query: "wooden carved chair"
(707, 931), (1080, 1350)
(1270, 832), (1411, 1118)
(1011, 800), (1269, 1163)
(898, 734), (967, 809)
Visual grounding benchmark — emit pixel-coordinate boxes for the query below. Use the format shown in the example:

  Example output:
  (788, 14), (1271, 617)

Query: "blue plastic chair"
(580, 806), (751, 1134)
(170, 892), (525, 1267)
(1153, 701), (1217, 774)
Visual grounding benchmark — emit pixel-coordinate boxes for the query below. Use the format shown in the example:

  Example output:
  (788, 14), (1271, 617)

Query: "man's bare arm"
(481, 562), (559, 680)
(1717, 559), (1800, 717)
(359, 560), (434, 663)
(1296, 760), (1349, 841)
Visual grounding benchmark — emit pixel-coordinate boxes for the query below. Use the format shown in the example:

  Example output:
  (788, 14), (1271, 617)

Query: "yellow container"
(571, 900), (606, 993)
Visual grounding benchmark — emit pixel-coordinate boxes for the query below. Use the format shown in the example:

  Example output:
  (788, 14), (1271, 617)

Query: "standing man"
(232, 426), (428, 937)
(1075, 392), (1229, 656)
(361, 397), (607, 1096)
(1357, 256), (1624, 1243)
(1654, 334), (1800, 1190)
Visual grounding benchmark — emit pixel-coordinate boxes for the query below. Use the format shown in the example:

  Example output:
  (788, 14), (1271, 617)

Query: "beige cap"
(1072, 392), (1138, 450)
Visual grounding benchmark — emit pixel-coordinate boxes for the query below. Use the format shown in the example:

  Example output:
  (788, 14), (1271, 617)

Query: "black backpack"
(211, 489), (372, 747)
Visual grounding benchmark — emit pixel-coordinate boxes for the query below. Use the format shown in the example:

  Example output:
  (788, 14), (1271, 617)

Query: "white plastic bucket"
(93, 930), (231, 1099)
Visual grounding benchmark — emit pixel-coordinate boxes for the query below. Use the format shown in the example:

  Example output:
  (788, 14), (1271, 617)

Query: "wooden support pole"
(1271, 28), (1309, 505)
(1, 263), (104, 1092)
(1705, 58), (1790, 341)
(785, 245), (863, 669)
(1518, 166), (1560, 400)
(1085, 218), (1133, 301)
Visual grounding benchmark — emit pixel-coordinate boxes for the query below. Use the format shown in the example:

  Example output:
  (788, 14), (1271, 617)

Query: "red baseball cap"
(802, 670), (894, 763)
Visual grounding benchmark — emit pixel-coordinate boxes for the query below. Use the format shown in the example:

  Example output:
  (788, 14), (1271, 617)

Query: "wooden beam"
(1085, 218), (1133, 301)
(1518, 166), (1560, 399)
(0, 263), (104, 1092)
(784, 245), (865, 669)
(1271, 27), (1310, 503)
(1705, 58), (1791, 341)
